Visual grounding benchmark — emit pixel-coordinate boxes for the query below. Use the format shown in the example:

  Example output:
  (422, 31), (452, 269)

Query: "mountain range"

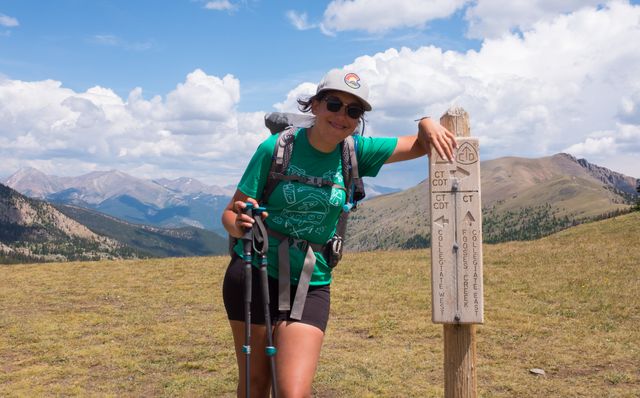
(3, 167), (399, 235)
(0, 182), (228, 263)
(3, 167), (234, 234)
(1, 153), (638, 262)
(345, 153), (638, 251)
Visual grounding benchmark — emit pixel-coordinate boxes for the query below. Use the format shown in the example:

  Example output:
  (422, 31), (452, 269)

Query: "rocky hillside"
(0, 183), (134, 263)
(54, 204), (228, 258)
(345, 153), (639, 251)
(574, 156), (638, 198)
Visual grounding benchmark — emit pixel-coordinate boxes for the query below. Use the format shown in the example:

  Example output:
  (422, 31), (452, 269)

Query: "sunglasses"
(323, 96), (365, 120)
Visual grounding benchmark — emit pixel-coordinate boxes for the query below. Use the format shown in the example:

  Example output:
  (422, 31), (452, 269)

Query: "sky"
(1, 0), (639, 189)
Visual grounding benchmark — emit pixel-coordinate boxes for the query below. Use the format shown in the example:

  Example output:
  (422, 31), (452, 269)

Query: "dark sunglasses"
(323, 96), (365, 120)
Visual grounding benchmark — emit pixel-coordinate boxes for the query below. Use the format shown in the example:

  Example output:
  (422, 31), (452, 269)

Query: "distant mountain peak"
(4, 167), (62, 198)
(560, 152), (639, 196)
(6, 166), (47, 181)
(82, 169), (130, 179)
(154, 176), (232, 196)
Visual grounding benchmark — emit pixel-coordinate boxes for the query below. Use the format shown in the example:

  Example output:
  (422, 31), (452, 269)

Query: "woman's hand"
(386, 117), (458, 164)
(418, 117), (457, 162)
(222, 192), (268, 238)
(233, 199), (260, 230)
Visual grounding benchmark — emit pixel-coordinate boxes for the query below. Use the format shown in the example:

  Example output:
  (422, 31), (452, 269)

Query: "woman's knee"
(249, 373), (272, 397)
(236, 370), (272, 398)
(277, 383), (312, 398)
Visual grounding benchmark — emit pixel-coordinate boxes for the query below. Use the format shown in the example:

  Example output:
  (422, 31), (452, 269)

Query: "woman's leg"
(229, 320), (272, 398)
(274, 321), (325, 398)
(224, 254), (277, 397)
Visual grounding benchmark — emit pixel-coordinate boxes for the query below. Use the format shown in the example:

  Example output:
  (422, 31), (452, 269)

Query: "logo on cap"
(344, 73), (361, 89)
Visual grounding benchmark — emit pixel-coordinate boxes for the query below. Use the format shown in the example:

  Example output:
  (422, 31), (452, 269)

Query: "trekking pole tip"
(343, 203), (354, 212)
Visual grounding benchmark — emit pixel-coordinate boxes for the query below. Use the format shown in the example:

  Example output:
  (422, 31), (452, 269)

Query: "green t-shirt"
(235, 128), (397, 285)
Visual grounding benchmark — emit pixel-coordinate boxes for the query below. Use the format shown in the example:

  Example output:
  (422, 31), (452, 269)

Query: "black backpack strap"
(229, 126), (296, 257)
(341, 136), (366, 205)
(267, 227), (324, 320)
(324, 135), (364, 268)
(261, 127), (296, 204)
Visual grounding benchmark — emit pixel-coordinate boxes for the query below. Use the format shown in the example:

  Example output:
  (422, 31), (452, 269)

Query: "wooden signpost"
(429, 107), (483, 397)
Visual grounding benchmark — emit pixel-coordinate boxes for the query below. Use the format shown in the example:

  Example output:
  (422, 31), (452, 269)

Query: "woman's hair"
(297, 91), (328, 113)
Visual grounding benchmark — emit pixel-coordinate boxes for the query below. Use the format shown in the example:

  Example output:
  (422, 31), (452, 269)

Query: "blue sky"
(1, 0), (639, 188)
(1, 1), (477, 111)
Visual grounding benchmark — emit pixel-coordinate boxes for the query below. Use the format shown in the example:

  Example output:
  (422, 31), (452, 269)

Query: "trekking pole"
(240, 202), (255, 398)
(252, 207), (278, 398)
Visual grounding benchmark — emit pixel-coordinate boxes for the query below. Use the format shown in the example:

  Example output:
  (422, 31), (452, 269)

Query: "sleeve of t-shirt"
(236, 134), (278, 200)
(354, 135), (398, 177)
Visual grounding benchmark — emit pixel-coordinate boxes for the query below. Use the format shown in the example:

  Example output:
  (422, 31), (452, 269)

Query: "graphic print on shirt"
(270, 165), (345, 238)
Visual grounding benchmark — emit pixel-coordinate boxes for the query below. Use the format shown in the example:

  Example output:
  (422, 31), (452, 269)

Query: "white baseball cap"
(316, 69), (372, 111)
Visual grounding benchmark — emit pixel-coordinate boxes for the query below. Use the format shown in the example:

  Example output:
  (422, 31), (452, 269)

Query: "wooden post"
(429, 107), (483, 398)
(443, 324), (477, 397)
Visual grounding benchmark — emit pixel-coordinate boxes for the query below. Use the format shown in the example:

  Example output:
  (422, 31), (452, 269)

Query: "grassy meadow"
(1, 212), (639, 397)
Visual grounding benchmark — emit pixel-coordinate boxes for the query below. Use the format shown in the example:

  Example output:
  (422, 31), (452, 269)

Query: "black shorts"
(222, 255), (331, 333)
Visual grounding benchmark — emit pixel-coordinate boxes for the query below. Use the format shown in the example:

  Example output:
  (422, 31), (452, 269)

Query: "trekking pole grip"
(252, 205), (267, 216)
(242, 202), (255, 215)
(240, 202), (255, 241)
(241, 202), (267, 219)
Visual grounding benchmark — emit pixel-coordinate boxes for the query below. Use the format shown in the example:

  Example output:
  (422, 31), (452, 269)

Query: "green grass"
(1, 213), (639, 397)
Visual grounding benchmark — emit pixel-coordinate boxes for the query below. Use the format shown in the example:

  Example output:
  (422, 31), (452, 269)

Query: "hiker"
(222, 69), (457, 397)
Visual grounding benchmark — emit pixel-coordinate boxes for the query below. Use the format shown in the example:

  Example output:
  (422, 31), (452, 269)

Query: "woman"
(222, 69), (456, 397)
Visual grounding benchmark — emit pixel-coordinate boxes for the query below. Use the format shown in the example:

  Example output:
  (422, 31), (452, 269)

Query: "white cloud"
(564, 123), (640, 177)
(204, 0), (236, 11)
(320, 0), (467, 34)
(273, 82), (316, 113)
(309, 0), (610, 40)
(283, 1), (640, 180)
(0, 13), (19, 27)
(90, 34), (154, 51)
(164, 69), (240, 123)
(564, 135), (617, 156)
(464, 0), (605, 39)
(0, 70), (267, 185)
(618, 90), (640, 124)
(92, 34), (119, 46)
(286, 11), (316, 30)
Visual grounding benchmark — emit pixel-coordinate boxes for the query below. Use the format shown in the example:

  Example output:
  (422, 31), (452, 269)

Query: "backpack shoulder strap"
(261, 126), (296, 204)
(333, 135), (366, 248)
(341, 135), (366, 205)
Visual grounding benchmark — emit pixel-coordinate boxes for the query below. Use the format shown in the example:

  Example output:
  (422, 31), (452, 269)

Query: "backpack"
(260, 112), (365, 268)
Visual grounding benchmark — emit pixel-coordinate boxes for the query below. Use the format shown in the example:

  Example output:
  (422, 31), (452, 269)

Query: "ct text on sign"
(430, 139), (484, 324)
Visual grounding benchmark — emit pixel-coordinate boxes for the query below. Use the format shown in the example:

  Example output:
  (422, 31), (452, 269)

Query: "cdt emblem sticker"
(344, 73), (361, 89)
